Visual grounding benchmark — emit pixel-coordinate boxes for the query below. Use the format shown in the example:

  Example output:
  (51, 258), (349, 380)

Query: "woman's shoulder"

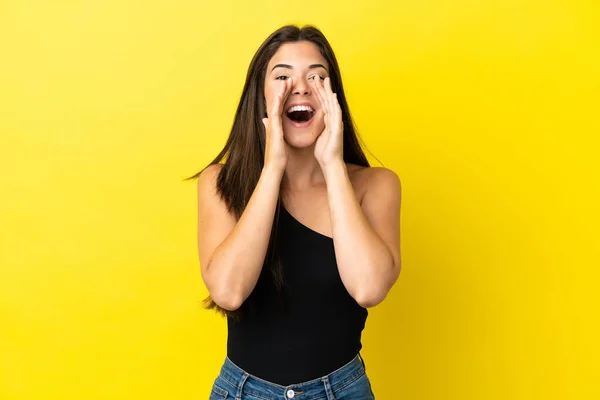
(198, 163), (224, 181)
(196, 164), (224, 197)
(346, 163), (400, 185)
(346, 163), (401, 203)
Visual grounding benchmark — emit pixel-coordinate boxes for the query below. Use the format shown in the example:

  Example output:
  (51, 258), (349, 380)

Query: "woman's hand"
(312, 77), (344, 169)
(262, 78), (293, 172)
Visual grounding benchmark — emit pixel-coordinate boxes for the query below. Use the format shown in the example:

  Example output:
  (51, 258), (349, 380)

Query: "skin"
(198, 41), (401, 310)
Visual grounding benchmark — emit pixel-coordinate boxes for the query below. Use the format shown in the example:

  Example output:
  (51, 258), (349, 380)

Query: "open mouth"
(286, 105), (316, 124)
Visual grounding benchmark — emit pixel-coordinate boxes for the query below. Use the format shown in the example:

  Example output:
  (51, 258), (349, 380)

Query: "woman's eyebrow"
(270, 63), (328, 72)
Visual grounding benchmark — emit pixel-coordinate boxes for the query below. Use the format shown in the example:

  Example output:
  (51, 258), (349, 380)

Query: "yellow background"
(1, 1), (598, 399)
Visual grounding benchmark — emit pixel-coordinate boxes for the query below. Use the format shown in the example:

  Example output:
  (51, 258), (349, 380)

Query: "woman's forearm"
(205, 165), (284, 310)
(324, 162), (396, 307)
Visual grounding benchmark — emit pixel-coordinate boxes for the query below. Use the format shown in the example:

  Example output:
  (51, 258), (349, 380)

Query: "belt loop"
(321, 376), (336, 400)
(235, 372), (249, 400)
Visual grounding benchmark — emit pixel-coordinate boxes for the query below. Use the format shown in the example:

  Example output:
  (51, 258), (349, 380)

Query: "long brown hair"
(184, 25), (371, 320)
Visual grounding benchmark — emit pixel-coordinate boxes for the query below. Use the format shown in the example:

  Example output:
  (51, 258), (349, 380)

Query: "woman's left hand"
(312, 77), (344, 168)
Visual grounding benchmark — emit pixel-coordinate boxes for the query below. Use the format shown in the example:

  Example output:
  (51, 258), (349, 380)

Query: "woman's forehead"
(268, 41), (328, 70)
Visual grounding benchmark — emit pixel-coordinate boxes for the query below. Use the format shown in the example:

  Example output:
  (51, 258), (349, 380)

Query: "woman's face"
(264, 41), (329, 148)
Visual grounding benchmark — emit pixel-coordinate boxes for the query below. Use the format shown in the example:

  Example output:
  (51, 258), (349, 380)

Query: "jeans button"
(286, 389), (295, 398)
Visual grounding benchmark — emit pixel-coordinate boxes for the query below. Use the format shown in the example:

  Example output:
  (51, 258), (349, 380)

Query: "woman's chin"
(284, 135), (315, 149)
(284, 129), (321, 149)
(283, 121), (324, 149)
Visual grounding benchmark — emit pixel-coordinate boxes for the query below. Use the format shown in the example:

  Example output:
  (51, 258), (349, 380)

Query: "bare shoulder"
(346, 163), (402, 203)
(197, 163), (223, 182)
(197, 164), (223, 197)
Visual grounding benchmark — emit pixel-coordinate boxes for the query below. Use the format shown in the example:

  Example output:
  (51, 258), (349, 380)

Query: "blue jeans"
(209, 353), (375, 400)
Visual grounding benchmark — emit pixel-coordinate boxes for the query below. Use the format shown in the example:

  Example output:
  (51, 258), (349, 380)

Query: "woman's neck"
(281, 146), (326, 191)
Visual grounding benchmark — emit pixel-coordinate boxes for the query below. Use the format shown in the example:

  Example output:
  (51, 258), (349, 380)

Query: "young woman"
(189, 24), (401, 400)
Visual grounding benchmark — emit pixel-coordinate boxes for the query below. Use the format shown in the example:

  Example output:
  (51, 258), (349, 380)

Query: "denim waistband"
(218, 352), (367, 399)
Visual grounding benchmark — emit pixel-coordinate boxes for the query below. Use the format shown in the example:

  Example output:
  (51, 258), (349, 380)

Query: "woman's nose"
(291, 78), (311, 95)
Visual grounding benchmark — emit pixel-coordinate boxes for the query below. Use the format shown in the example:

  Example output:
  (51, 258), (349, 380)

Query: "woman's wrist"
(261, 163), (285, 181)
(322, 159), (347, 183)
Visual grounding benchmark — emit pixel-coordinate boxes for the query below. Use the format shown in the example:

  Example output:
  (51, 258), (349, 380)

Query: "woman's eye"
(275, 75), (289, 80)
(310, 75), (325, 81)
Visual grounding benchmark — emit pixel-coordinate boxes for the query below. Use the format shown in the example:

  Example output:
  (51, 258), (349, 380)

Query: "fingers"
(325, 77), (340, 116)
(324, 76), (334, 97)
(272, 78), (294, 120)
(281, 77), (294, 116)
(312, 76), (327, 116)
(321, 77), (330, 108)
(325, 77), (339, 114)
(270, 79), (285, 119)
(312, 76), (343, 136)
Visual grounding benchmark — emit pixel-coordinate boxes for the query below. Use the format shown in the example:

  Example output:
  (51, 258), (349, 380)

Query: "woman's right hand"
(262, 78), (293, 171)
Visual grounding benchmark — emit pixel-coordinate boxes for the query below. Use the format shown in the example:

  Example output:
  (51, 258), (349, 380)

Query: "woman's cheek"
(313, 114), (326, 136)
